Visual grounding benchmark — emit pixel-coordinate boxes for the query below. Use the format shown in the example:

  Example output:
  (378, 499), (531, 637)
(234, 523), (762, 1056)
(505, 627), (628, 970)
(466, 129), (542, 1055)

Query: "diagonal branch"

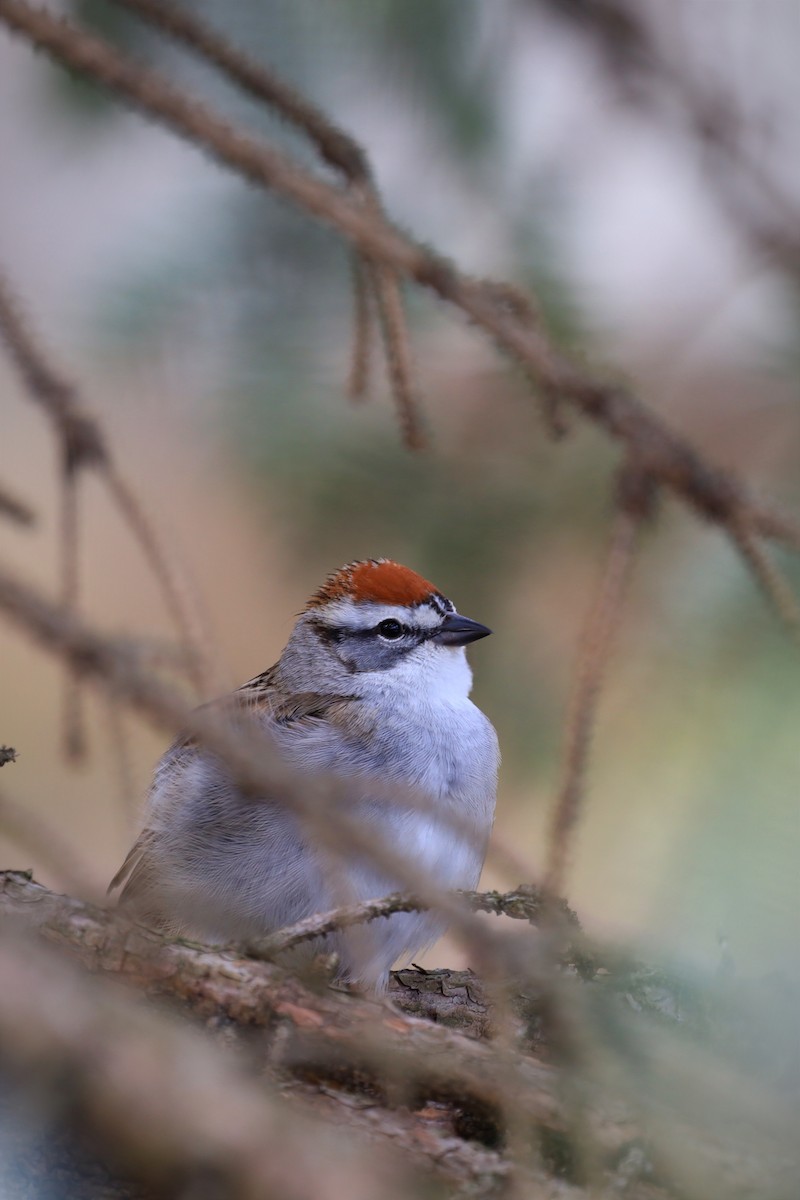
(0, 0), (797, 555)
(0, 265), (214, 702)
(108, 0), (421, 440)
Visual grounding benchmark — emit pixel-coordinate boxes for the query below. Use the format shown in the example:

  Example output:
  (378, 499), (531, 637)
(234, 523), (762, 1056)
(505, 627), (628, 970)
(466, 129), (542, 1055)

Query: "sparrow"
(110, 558), (499, 989)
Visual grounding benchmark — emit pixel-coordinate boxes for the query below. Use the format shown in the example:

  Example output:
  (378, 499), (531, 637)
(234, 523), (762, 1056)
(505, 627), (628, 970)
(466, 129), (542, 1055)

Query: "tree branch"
(0, 0), (798, 556)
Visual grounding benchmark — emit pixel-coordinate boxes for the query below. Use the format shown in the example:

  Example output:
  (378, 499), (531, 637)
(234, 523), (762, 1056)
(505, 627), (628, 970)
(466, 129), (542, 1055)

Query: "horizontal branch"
(0, 871), (569, 1134)
(3, 871), (786, 1200)
(248, 883), (571, 958)
(0, 914), (405, 1200)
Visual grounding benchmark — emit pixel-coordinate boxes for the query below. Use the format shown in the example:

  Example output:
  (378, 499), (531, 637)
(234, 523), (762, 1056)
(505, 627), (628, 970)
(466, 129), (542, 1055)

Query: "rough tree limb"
(2, 871), (796, 1200)
(0, 920), (409, 1200)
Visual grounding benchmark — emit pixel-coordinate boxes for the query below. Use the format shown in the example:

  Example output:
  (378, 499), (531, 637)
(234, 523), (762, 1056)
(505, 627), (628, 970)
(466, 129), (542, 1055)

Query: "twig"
(248, 891), (426, 958)
(370, 262), (426, 450)
(103, 462), (218, 695)
(252, 884), (580, 959)
(59, 461), (87, 760)
(108, 0), (414, 434)
(545, 467), (652, 896)
(0, 0), (796, 555)
(0, 265), (213, 700)
(347, 252), (374, 401)
(544, 0), (800, 281)
(108, 0), (373, 184)
(728, 510), (800, 644)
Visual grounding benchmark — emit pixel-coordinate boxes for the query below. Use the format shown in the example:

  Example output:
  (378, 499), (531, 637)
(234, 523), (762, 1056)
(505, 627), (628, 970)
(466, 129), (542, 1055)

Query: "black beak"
(431, 612), (492, 646)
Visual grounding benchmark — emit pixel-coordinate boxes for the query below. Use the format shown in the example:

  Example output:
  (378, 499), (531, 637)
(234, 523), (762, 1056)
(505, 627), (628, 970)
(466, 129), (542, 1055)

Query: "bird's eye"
(377, 619), (405, 640)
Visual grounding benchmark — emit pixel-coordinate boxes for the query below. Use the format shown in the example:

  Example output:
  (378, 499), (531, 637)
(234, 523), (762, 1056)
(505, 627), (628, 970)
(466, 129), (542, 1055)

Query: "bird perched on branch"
(110, 558), (498, 990)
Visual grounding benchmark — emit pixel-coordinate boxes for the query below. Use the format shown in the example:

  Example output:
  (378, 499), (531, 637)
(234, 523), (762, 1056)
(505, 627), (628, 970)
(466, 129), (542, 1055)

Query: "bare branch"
(0, 920), (407, 1200)
(0, 871), (571, 1138)
(728, 511), (800, 644)
(545, 466), (652, 896)
(108, 0), (373, 184)
(250, 892), (427, 958)
(370, 262), (425, 450)
(0, 0), (798, 558)
(541, 0), (800, 282)
(0, 266), (214, 700)
(347, 252), (375, 401)
(59, 463), (87, 760)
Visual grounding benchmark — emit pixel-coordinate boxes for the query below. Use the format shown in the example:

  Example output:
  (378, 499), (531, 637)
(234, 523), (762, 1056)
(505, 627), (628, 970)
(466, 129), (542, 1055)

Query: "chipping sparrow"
(110, 558), (499, 989)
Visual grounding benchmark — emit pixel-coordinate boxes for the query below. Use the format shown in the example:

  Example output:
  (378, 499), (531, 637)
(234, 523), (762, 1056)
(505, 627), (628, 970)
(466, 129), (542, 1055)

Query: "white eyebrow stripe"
(314, 598), (444, 630)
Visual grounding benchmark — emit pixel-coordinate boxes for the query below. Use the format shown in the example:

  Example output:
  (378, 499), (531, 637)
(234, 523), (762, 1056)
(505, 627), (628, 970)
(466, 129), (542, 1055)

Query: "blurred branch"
(537, 0), (800, 279)
(0, 871), (570, 1138)
(249, 883), (577, 960)
(109, 0), (373, 182)
(728, 512), (800, 644)
(0, 0), (798, 560)
(546, 465), (654, 896)
(0, 480), (35, 526)
(0, 266), (214, 702)
(3, 871), (795, 1200)
(0, 920), (408, 1200)
(59, 462), (87, 760)
(108, 0), (420, 442)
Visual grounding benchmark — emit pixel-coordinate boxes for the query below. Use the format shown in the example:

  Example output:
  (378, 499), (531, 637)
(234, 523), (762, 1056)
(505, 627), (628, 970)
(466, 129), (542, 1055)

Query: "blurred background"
(1, 0), (800, 987)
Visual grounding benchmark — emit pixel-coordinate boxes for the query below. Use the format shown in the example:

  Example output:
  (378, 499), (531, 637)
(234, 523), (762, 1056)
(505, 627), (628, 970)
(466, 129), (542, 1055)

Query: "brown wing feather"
(108, 664), (358, 911)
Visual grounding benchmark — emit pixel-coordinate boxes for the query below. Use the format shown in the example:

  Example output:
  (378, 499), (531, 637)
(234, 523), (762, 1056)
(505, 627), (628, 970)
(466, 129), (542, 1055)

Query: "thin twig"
(347, 252), (374, 401)
(0, 265), (214, 700)
(728, 511), (800, 644)
(248, 891), (426, 958)
(59, 462), (87, 760)
(102, 464), (217, 696)
(108, 0), (373, 184)
(545, 0), (800, 281)
(545, 469), (650, 896)
(370, 262), (426, 450)
(108, 0), (406, 429)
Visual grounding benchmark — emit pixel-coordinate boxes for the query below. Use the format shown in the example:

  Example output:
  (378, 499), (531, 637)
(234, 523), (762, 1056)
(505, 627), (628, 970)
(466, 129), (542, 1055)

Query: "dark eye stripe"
(311, 621), (433, 646)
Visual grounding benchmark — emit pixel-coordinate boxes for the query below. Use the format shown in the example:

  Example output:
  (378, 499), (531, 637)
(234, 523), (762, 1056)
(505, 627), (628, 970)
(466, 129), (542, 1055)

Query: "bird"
(110, 558), (499, 990)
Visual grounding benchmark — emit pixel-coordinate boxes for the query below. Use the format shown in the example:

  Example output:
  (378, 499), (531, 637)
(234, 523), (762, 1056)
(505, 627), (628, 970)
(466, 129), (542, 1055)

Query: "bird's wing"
(109, 665), (358, 907)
